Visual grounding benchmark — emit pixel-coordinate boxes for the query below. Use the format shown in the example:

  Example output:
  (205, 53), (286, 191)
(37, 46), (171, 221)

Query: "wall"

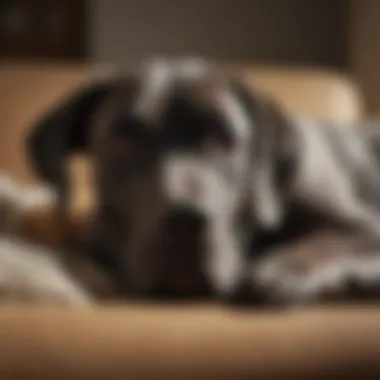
(89, 0), (347, 68)
(349, 0), (380, 116)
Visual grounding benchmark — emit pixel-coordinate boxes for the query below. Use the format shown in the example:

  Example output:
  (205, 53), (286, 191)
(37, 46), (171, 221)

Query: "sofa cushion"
(0, 63), (364, 184)
(241, 66), (364, 124)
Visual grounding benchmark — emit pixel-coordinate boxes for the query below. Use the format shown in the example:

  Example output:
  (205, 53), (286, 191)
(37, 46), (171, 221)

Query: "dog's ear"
(25, 77), (134, 210)
(230, 78), (298, 231)
(27, 81), (111, 187)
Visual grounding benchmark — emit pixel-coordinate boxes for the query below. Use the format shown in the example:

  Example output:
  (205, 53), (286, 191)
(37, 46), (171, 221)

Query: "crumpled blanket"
(0, 172), (94, 305)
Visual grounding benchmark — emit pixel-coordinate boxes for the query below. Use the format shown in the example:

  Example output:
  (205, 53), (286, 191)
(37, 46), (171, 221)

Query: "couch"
(1, 62), (380, 379)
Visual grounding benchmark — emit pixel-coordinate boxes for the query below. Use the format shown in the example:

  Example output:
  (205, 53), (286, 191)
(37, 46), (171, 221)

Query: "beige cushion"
(0, 63), (364, 184)
(235, 65), (364, 124)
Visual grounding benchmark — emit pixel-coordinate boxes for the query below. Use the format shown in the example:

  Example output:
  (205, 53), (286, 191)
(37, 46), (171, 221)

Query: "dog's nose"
(164, 205), (206, 232)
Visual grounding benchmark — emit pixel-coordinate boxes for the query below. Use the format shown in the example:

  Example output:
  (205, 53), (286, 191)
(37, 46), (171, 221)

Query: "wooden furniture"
(0, 0), (86, 61)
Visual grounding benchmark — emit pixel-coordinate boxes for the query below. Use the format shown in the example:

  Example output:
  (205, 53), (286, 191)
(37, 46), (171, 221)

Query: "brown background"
(89, 0), (347, 68)
(349, 0), (380, 116)
(2, 1), (380, 115)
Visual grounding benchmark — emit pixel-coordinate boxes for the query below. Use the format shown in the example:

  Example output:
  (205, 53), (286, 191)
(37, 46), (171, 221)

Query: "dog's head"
(27, 59), (298, 297)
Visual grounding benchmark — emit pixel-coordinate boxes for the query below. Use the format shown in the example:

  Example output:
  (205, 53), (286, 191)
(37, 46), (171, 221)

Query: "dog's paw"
(245, 255), (352, 307)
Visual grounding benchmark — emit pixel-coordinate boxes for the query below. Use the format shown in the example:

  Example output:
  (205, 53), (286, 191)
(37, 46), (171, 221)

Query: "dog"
(25, 58), (380, 306)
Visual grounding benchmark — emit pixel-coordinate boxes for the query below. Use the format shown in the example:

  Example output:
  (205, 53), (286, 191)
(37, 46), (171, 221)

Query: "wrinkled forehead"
(94, 61), (252, 145)
(133, 61), (252, 140)
(134, 62), (220, 118)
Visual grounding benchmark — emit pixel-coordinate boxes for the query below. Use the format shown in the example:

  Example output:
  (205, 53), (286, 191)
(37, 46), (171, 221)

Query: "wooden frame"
(0, 0), (87, 61)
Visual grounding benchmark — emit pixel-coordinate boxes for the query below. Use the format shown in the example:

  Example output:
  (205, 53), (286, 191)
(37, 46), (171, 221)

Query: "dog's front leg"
(206, 216), (246, 300)
(245, 232), (380, 306)
(120, 205), (164, 298)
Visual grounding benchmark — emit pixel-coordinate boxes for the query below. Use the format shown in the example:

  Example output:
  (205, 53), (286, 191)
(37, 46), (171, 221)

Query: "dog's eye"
(215, 133), (234, 152)
(106, 138), (140, 156)
(108, 114), (154, 156)
(205, 114), (235, 153)
(209, 127), (235, 153)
